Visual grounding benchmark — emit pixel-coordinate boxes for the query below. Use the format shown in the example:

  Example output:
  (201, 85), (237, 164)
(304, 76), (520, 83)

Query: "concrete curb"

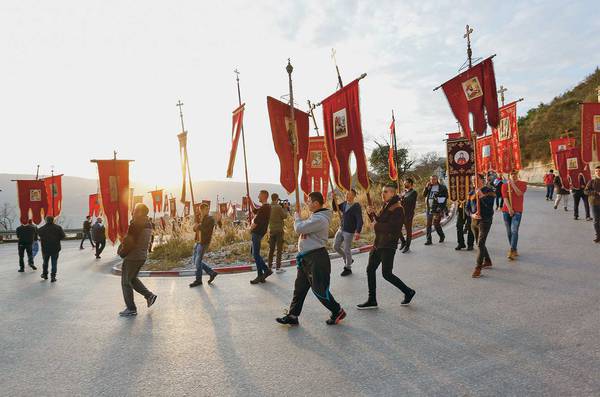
(112, 205), (456, 277)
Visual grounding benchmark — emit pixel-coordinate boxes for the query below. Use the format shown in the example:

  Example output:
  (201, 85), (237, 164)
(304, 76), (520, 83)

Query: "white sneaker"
(276, 268), (286, 273)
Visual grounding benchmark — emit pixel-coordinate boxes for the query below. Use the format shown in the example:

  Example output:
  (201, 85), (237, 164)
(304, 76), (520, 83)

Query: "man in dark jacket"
(80, 216), (95, 249)
(189, 203), (219, 287)
(267, 193), (288, 273)
(422, 175), (448, 245)
(399, 178), (417, 253)
(91, 218), (106, 259)
(357, 184), (415, 310)
(16, 220), (38, 272)
(572, 174), (591, 221)
(456, 179), (475, 251)
(585, 165), (600, 243)
(119, 203), (157, 317)
(250, 190), (272, 284)
(471, 174), (496, 278)
(553, 175), (570, 211)
(333, 188), (363, 276)
(37, 216), (66, 282)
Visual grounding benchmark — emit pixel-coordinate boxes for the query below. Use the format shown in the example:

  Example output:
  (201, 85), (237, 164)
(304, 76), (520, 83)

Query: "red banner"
(89, 194), (102, 217)
(226, 104), (245, 178)
(388, 119), (398, 181)
(42, 174), (63, 217)
(440, 57), (499, 139)
(581, 103), (600, 163)
(163, 194), (169, 212)
(556, 147), (591, 190)
(242, 196), (249, 212)
(267, 96), (309, 193)
(219, 202), (228, 214)
(446, 131), (463, 140)
(492, 101), (521, 173)
(301, 136), (330, 199)
(150, 189), (163, 213)
(169, 197), (177, 218)
(321, 79), (369, 191)
(96, 160), (131, 243)
(549, 137), (576, 169)
(476, 135), (497, 173)
(16, 180), (48, 225)
(184, 201), (191, 217)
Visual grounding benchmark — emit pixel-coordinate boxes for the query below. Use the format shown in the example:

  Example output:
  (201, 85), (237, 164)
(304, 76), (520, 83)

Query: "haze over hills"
(0, 174), (290, 230)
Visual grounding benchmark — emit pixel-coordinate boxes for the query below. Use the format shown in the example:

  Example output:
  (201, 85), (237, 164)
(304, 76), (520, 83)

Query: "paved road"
(1, 188), (598, 396)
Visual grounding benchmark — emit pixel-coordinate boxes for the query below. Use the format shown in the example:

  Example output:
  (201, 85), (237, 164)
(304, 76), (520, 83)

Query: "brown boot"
(507, 250), (516, 261)
(482, 258), (493, 268)
(472, 266), (482, 278)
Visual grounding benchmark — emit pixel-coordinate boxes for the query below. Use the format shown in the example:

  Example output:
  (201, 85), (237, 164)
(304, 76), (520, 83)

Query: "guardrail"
(0, 229), (84, 242)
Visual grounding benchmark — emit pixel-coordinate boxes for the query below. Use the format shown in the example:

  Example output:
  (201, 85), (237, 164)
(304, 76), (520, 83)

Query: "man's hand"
(366, 205), (375, 215)
(509, 209), (515, 217)
(354, 233), (360, 241)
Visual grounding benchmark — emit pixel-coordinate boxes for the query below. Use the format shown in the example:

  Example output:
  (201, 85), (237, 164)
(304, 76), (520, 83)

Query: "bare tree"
(0, 203), (16, 231)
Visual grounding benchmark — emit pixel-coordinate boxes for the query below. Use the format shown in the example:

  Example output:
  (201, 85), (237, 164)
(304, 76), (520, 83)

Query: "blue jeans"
(502, 212), (522, 251)
(546, 184), (554, 199)
(192, 243), (215, 279)
(251, 233), (268, 276)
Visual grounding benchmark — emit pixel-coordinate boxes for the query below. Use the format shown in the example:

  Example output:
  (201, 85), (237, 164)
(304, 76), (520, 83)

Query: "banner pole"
(391, 110), (402, 192)
(286, 59), (301, 213)
(308, 99), (338, 207)
(234, 69), (252, 222)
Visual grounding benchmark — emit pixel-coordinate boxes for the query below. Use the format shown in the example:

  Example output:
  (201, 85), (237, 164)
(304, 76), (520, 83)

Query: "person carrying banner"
(543, 170), (555, 201)
(494, 174), (505, 210)
(501, 170), (528, 260)
(189, 203), (219, 287)
(357, 184), (415, 310)
(423, 175), (448, 245)
(584, 166), (600, 243)
(92, 218), (106, 259)
(118, 203), (157, 317)
(276, 192), (346, 326)
(471, 174), (496, 278)
(572, 174), (592, 221)
(399, 178), (417, 254)
(553, 175), (570, 211)
(332, 189), (363, 276)
(80, 216), (95, 250)
(267, 193), (288, 274)
(16, 220), (38, 272)
(250, 190), (272, 284)
(37, 216), (66, 282)
(455, 192), (475, 251)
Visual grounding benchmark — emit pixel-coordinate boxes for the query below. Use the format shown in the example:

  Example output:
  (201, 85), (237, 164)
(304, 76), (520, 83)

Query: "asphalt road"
(0, 188), (598, 397)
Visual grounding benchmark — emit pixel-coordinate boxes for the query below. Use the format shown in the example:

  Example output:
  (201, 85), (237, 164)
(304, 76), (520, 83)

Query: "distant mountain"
(0, 174), (289, 230)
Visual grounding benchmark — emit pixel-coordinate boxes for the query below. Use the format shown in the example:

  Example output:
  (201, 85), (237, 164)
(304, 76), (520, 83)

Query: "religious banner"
(440, 57), (500, 139)
(301, 136), (330, 199)
(163, 194), (169, 212)
(219, 203), (228, 215)
(321, 79), (370, 191)
(169, 197), (177, 218)
(549, 137), (576, 169)
(193, 203), (202, 216)
(492, 101), (521, 173)
(226, 104), (245, 178)
(556, 147), (591, 190)
(227, 202), (237, 220)
(88, 194), (102, 217)
(16, 179), (48, 225)
(150, 189), (163, 213)
(446, 132), (463, 140)
(42, 174), (63, 217)
(95, 160), (131, 243)
(178, 132), (188, 202)
(184, 201), (191, 217)
(388, 119), (398, 181)
(475, 135), (497, 173)
(580, 102), (600, 163)
(267, 96), (309, 193)
(446, 137), (475, 202)
(242, 196), (250, 212)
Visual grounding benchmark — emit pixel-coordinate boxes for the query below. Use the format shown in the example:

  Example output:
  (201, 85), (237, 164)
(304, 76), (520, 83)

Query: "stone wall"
(519, 161), (554, 184)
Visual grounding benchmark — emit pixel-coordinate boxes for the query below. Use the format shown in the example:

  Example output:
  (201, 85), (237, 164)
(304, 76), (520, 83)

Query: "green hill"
(519, 68), (600, 165)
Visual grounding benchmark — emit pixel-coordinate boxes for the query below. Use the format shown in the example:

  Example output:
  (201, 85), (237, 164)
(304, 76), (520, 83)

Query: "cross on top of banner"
(498, 85), (508, 106)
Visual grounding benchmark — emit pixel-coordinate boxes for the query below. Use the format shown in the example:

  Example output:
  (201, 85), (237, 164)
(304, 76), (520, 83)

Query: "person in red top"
(543, 170), (555, 200)
(501, 169), (528, 260)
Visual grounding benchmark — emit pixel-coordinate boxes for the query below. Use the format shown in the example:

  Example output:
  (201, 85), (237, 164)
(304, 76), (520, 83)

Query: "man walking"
(501, 170), (528, 260)
(189, 203), (218, 287)
(92, 218), (106, 259)
(455, 194), (475, 251)
(572, 174), (592, 221)
(267, 193), (288, 274)
(37, 216), (66, 282)
(357, 184), (415, 309)
(80, 216), (95, 250)
(584, 165), (600, 243)
(399, 178), (417, 253)
(553, 174), (570, 211)
(544, 170), (555, 201)
(423, 175), (448, 245)
(16, 220), (37, 272)
(276, 192), (346, 326)
(250, 190), (272, 284)
(332, 188), (363, 276)
(471, 174), (496, 278)
(118, 203), (157, 317)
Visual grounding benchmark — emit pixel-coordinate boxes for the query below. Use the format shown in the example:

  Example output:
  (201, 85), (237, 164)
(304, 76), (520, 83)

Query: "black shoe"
(146, 294), (157, 308)
(399, 240), (407, 251)
(276, 314), (299, 326)
(79, 246), (84, 250)
(208, 273), (217, 284)
(455, 244), (466, 251)
(574, 216), (578, 220)
(50, 275), (57, 283)
(119, 308), (137, 317)
(326, 308), (347, 325)
(189, 279), (203, 288)
(401, 245), (410, 253)
(466, 246), (474, 251)
(340, 267), (352, 277)
(29, 264), (37, 270)
(595, 238), (600, 243)
(250, 276), (263, 284)
(356, 299), (378, 310)
(424, 240), (432, 246)
(18, 268), (24, 273)
(439, 235), (445, 243)
(263, 269), (273, 281)
(401, 289), (415, 305)
(41, 273), (48, 280)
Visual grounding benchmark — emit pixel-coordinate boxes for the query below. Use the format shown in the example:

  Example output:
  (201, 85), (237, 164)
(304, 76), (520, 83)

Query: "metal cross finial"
(286, 58), (293, 75)
(331, 48), (337, 63)
(176, 100), (185, 132)
(464, 25), (474, 68)
(234, 68), (240, 82)
(498, 85), (508, 106)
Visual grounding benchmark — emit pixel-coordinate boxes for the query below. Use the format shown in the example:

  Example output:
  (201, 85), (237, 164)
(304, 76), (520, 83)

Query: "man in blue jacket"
(333, 189), (363, 277)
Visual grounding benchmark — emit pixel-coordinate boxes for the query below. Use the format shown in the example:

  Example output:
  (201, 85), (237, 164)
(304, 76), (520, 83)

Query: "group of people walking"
(80, 215), (107, 259)
(16, 216), (66, 282)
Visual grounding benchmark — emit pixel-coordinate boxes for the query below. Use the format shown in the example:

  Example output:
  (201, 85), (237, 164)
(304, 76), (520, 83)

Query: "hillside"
(519, 68), (600, 165)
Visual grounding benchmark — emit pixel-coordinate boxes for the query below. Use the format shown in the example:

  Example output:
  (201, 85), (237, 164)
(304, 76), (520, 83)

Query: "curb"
(112, 205), (455, 277)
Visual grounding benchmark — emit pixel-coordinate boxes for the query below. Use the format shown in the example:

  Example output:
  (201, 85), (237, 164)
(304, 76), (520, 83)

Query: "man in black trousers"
(16, 220), (38, 272)
(37, 216), (66, 282)
(92, 218), (107, 259)
(455, 180), (475, 251)
(80, 216), (95, 250)
(357, 184), (415, 309)
(399, 178), (417, 253)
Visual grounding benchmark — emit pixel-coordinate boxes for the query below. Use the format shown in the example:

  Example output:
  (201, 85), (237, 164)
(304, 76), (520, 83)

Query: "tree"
(0, 203), (16, 231)
(411, 152), (447, 181)
(369, 140), (414, 184)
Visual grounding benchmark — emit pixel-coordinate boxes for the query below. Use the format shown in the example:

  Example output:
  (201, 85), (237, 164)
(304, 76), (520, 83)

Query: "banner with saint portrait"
(581, 102), (600, 163)
(491, 101), (521, 173)
(475, 135), (497, 173)
(446, 137), (475, 202)
(301, 136), (330, 199)
(16, 179), (48, 225)
(556, 147), (591, 190)
(95, 159), (131, 243)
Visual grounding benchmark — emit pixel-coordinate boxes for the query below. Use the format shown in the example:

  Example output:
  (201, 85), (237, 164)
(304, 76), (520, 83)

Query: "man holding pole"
(399, 178), (417, 253)
(584, 165), (600, 243)
(250, 190), (272, 284)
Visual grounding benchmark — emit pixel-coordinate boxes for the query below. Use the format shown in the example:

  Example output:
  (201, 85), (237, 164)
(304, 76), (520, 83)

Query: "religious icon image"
(333, 108), (348, 139)
(567, 157), (578, 170)
(557, 144), (567, 152)
(461, 77), (483, 101)
(594, 115), (600, 132)
(310, 150), (323, 168)
(482, 145), (491, 158)
(30, 189), (42, 202)
(498, 117), (511, 141)
(454, 150), (470, 165)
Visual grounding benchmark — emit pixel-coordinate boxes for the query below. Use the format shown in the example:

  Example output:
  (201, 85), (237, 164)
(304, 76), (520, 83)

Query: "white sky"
(1, 0), (598, 187)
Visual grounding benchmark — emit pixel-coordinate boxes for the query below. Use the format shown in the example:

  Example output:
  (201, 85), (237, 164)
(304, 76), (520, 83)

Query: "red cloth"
(184, 201), (191, 217)
(96, 160), (131, 243)
(301, 136), (330, 199)
(549, 137), (576, 169)
(88, 194), (102, 217)
(42, 174), (63, 217)
(441, 57), (499, 139)
(502, 181), (528, 213)
(321, 79), (370, 191)
(388, 119), (398, 181)
(475, 135), (497, 173)
(219, 203), (228, 214)
(446, 131), (463, 140)
(543, 173), (555, 185)
(226, 104), (245, 178)
(581, 103), (600, 163)
(150, 190), (163, 213)
(16, 179), (48, 225)
(267, 96), (309, 194)
(492, 101), (521, 173)
(169, 198), (177, 218)
(556, 147), (591, 189)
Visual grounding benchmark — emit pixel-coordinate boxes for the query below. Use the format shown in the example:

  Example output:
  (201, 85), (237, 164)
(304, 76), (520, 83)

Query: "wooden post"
(234, 69), (252, 222)
(286, 59), (301, 213)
